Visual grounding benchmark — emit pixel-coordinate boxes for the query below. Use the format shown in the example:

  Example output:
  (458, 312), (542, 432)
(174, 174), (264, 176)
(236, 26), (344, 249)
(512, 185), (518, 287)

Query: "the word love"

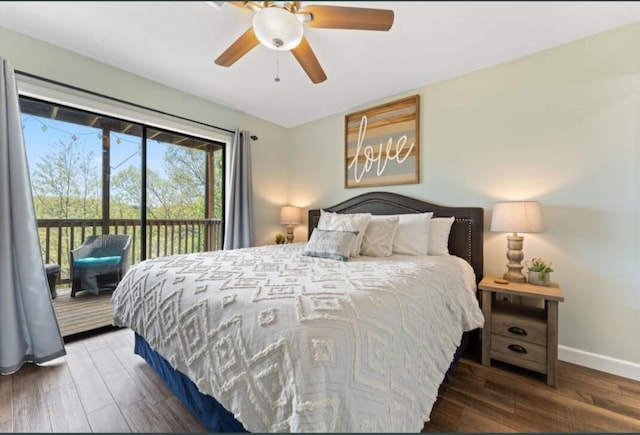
(348, 115), (414, 183)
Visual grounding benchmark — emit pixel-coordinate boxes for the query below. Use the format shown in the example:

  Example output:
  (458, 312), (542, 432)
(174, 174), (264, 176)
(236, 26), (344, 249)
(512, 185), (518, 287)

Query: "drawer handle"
(508, 344), (527, 354)
(508, 326), (527, 336)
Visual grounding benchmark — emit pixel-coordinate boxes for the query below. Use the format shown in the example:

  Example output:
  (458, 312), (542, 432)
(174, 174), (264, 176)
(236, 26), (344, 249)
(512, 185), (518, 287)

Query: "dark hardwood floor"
(423, 357), (640, 432)
(1, 327), (639, 432)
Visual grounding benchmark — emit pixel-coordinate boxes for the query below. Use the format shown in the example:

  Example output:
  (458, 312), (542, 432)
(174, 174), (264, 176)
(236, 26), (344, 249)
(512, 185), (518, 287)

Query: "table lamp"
(490, 201), (543, 283)
(280, 205), (302, 243)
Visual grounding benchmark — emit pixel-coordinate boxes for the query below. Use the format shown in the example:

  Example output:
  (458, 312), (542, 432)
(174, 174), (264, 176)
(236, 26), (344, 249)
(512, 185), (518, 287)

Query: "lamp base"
(503, 270), (526, 283)
(503, 233), (527, 283)
(285, 226), (294, 243)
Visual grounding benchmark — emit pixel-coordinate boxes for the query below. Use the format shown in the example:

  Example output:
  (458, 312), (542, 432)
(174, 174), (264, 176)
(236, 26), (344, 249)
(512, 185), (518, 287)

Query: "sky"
(21, 113), (168, 182)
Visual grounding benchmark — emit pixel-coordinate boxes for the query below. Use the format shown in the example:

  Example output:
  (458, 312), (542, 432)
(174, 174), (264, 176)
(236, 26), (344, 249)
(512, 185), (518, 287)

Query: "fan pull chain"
(272, 38), (284, 83)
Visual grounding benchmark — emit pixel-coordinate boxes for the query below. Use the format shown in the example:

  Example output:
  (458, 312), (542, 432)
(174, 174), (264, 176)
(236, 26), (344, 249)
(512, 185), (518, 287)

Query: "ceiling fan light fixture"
(253, 7), (303, 50)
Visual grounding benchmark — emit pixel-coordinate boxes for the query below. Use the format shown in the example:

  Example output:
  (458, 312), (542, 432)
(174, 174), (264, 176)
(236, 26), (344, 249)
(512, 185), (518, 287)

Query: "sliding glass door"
(19, 96), (225, 283)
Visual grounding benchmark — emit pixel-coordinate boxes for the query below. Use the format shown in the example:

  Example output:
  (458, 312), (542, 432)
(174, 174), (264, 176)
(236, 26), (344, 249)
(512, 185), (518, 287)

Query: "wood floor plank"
(82, 333), (109, 353)
(440, 379), (515, 416)
(422, 396), (462, 432)
(12, 368), (52, 432)
(441, 385), (546, 432)
(621, 381), (640, 399)
(104, 328), (132, 352)
(121, 400), (166, 432)
(86, 403), (131, 433)
(146, 395), (207, 432)
(34, 357), (74, 393)
(64, 345), (116, 414)
(568, 396), (640, 433)
(113, 346), (172, 405)
(484, 377), (573, 419)
(591, 389), (640, 420)
(92, 352), (144, 409)
(513, 401), (572, 432)
(0, 373), (12, 430)
(46, 384), (92, 432)
(457, 407), (518, 432)
(446, 373), (515, 414)
(64, 339), (87, 354)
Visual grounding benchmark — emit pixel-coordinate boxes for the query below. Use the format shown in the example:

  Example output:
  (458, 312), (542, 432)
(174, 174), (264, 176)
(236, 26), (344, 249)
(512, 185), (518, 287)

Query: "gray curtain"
(223, 129), (255, 249)
(0, 58), (65, 375)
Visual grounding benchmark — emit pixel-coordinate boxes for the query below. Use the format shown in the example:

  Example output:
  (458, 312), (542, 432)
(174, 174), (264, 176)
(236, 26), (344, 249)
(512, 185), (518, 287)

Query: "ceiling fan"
(214, 1), (394, 84)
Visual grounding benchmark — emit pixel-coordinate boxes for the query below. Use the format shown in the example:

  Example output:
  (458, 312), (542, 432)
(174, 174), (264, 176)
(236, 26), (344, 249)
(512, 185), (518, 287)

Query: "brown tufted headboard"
(308, 191), (484, 284)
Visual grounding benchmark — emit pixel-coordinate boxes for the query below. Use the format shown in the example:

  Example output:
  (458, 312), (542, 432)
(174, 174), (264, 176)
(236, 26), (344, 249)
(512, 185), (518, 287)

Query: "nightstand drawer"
(491, 334), (547, 373)
(491, 311), (546, 346)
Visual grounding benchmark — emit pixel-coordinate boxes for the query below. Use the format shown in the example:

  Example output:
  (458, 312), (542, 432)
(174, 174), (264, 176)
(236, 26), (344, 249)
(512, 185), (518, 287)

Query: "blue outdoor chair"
(69, 234), (131, 297)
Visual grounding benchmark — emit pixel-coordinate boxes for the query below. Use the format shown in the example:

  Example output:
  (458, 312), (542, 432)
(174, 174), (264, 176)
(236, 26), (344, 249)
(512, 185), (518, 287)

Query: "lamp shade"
(490, 201), (543, 233)
(253, 7), (304, 50)
(280, 205), (302, 225)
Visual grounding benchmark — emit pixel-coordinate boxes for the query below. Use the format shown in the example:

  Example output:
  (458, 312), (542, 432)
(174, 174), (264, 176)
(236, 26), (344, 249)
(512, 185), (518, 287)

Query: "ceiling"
(1, 1), (640, 128)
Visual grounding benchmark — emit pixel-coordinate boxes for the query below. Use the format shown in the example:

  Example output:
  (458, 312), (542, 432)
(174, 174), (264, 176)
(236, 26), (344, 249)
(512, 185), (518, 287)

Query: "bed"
(112, 191), (485, 432)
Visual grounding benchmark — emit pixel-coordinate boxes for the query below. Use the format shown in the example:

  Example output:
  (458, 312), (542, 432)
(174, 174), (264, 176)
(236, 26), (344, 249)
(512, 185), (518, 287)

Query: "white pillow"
(317, 209), (333, 229)
(303, 229), (359, 262)
(360, 215), (400, 257)
(428, 216), (455, 255)
(318, 212), (372, 257)
(391, 212), (433, 256)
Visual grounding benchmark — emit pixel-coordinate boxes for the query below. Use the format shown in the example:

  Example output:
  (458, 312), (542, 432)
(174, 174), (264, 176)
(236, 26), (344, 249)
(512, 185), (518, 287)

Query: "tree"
(213, 149), (223, 219)
(110, 143), (223, 221)
(163, 144), (206, 218)
(110, 165), (141, 219)
(31, 138), (100, 219)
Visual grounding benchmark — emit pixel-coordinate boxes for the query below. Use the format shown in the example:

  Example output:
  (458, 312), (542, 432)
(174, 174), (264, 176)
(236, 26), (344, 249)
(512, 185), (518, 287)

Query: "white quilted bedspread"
(112, 243), (484, 432)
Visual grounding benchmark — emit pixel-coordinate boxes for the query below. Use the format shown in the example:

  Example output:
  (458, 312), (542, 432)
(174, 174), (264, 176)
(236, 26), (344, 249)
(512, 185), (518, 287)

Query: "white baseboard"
(559, 345), (640, 381)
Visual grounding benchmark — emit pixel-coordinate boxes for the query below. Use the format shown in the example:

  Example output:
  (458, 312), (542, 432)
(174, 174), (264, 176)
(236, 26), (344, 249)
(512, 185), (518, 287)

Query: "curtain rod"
(14, 69), (252, 139)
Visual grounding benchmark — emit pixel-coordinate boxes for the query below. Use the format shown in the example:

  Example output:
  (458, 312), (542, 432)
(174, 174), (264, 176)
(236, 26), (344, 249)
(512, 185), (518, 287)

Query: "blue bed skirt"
(134, 333), (247, 432)
(134, 331), (471, 432)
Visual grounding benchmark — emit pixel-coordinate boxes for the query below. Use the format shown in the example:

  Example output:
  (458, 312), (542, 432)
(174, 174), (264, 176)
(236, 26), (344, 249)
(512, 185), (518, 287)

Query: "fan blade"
(214, 27), (260, 67)
(299, 5), (394, 31)
(291, 36), (327, 84)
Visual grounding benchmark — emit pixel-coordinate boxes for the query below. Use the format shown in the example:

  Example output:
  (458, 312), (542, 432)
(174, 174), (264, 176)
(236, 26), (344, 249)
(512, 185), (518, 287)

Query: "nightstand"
(478, 275), (564, 387)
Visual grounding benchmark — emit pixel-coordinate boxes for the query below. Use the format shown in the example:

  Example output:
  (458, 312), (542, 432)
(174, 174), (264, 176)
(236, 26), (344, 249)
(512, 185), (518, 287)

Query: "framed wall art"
(345, 95), (420, 188)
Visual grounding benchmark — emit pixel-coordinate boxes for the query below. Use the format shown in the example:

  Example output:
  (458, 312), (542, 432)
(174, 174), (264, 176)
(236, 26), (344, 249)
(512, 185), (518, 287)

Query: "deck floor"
(52, 287), (115, 337)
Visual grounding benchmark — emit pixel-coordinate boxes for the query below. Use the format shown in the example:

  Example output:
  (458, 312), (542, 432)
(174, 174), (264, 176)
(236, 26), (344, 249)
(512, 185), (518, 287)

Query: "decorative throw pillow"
(360, 215), (400, 257)
(303, 229), (359, 262)
(318, 212), (371, 257)
(391, 212), (434, 256)
(428, 216), (455, 255)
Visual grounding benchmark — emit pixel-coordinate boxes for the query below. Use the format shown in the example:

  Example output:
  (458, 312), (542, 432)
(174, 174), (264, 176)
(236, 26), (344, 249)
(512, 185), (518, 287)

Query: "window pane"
(146, 128), (222, 257)
(109, 122), (143, 263)
(21, 98), (103, 220)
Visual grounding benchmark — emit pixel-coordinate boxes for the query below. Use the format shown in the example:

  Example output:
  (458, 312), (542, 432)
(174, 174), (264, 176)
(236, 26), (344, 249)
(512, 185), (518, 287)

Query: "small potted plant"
(275, 233), (286, 245)
(526, 257), (554, 286)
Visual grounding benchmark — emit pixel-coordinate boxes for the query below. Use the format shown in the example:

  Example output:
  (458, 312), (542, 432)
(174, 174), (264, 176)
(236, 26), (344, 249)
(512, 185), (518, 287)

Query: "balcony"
(41, 218), (223, 337)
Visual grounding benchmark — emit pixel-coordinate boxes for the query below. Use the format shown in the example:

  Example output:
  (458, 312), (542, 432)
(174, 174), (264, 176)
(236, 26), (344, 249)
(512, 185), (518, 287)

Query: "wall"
(0, 25), (289, 246)
(288, 22), (640, 377)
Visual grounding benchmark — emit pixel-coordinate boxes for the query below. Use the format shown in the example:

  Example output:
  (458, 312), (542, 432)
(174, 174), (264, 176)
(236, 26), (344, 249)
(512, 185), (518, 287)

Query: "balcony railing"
(38, 218), (223, 284)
